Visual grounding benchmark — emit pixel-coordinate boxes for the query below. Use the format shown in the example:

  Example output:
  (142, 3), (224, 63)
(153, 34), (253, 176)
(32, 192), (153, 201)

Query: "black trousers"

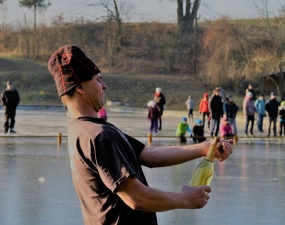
(202, 112), (210, 128)
(245, 115), (254, 135)
(280, 121), (285, 136)
(4, 107), (16, 132)
(188, 109), (193, 119)
(158, 106), (164, 130)
(178, 134), (187, 143)
(268, 117), (277, 136)
(193, 136), (206, 143)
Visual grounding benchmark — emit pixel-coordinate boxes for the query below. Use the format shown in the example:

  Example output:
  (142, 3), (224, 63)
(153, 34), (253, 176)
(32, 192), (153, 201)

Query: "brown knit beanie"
(48, 45), (101, 97)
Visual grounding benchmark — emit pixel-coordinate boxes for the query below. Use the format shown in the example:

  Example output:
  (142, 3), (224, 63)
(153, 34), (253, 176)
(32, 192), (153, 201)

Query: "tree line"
(0, 0), (284, 100)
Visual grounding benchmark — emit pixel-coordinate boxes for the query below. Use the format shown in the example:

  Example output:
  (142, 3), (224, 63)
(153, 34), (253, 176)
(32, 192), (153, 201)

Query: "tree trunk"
(33, 4), (37, 30)
(193, 17), (197, 73)
(113, 0), (123, 49)
(177, 0), (200, 34)
(177, 0), (183, 33)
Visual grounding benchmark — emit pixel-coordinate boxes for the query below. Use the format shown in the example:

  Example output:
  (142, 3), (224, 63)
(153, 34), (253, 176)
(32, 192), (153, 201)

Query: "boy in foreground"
(48, 45), (233, 225)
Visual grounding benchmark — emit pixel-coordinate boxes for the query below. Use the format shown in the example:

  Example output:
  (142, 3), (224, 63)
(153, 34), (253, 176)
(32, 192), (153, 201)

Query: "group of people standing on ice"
(174, 84), (285, 143)
(175, 85), (238, 143)
(146, 83), (285, 143)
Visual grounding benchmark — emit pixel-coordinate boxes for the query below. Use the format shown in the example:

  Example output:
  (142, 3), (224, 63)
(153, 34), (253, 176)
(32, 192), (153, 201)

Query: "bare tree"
(18, 0), (51, 30)
(84, 0), (133, 66)
(177, 0), (200, 33)
(0, 0), (7, 28)
(16, 16), (33, 57)
(250, 0), (285, 100)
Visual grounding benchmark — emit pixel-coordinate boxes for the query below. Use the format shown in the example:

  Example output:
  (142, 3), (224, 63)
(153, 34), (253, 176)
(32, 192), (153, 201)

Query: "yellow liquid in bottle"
(190, 137), (219, 186)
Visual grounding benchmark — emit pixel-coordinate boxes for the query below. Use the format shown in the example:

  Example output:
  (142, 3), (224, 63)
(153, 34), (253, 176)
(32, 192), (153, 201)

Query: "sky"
(0, 0), (284, 27)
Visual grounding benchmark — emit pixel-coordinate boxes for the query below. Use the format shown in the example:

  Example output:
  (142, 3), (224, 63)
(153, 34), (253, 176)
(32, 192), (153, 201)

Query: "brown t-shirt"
(68, 117), (158, 225)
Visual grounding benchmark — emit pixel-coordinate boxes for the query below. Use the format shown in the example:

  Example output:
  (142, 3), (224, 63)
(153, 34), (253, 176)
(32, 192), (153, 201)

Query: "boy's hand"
(215, 139), (233, 162)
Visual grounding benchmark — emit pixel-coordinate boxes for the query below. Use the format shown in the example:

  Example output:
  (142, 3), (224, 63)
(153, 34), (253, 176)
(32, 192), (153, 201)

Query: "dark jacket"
(225, 102), (239, 119)
(154, 93), (166, 115)
(193, 125), (204, 137)
(148, 107), (160, 120)
(265, 98), (280, 118)
(279, 109), (285, 122)
(1, 89), (20, 108)
(209, 95), (223, 117)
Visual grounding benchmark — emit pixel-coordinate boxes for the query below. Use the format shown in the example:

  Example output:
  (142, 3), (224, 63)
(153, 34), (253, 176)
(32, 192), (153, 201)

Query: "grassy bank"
(0, 55), (268, 110)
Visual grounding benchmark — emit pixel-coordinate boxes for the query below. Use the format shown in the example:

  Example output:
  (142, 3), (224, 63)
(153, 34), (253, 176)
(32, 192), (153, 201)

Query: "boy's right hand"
(181, 185), (211, 209)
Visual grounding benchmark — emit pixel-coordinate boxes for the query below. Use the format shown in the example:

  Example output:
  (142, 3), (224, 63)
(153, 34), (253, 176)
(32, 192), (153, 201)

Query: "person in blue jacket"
(254, 94), (266, 132)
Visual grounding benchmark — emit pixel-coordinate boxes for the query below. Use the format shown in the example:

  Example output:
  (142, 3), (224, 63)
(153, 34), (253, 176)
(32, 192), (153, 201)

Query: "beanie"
(181, 117), (187, 122)
(156, 87), (162, 93)
(196, 119), (202, 125)
(281, 101), (285, 107)
(48, 45), (101, 97)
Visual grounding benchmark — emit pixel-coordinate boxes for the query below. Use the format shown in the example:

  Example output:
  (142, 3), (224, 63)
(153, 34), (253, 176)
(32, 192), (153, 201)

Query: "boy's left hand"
(215, 139), (233, 162)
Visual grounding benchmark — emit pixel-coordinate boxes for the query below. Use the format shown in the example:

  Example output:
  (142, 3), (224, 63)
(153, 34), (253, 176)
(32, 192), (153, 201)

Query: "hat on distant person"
(147, 101), (156, 107)
(271, 92), (276, 96)
(181, 117), (187, 122)
(196, 119), (203, 125)
(281, 101), (285, 107)
(48, 45), (101, 97)
(156, 87), (162, 93)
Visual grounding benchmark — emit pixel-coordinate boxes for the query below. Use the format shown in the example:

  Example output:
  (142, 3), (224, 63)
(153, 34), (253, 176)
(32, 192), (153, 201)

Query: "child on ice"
(148, 101), (160, 136)
(220, 117), (234, 139)
(192, 119), (206, 143)
(175, 117), (193, 143)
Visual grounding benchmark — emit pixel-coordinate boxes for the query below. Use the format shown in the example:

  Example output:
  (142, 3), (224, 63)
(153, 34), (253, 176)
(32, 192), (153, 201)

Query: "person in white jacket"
(185, 96), (195, 121)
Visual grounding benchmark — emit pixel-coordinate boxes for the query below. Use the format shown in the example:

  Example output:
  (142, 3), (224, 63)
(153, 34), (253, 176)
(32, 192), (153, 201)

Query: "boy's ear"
(76, 84), (84, 93)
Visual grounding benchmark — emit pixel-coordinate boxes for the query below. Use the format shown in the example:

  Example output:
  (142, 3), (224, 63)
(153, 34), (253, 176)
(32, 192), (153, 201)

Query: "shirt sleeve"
(124, 133), (145, 157)
(94, 134), (145, 192)
(187, 125), (192, 135)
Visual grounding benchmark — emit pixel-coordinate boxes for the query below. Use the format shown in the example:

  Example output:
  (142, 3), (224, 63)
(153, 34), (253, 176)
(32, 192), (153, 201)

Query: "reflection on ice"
(0, 138), (284, 225)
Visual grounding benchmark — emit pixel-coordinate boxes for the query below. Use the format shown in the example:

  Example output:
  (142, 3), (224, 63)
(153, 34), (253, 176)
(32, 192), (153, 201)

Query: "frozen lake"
(0, 107), (284, 225)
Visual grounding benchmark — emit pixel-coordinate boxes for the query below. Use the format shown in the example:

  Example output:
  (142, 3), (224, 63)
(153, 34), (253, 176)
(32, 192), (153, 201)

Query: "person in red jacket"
(199, 93), (210, 129)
